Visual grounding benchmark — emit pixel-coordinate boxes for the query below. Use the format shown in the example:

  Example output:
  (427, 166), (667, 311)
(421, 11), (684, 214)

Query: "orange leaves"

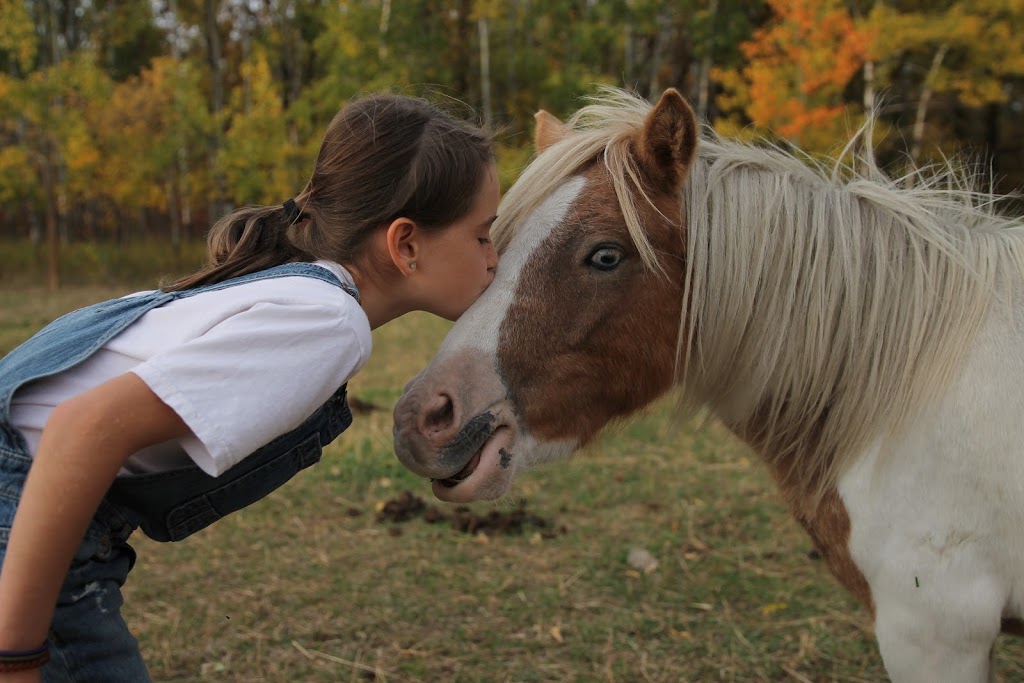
(715, 0), (874, 153)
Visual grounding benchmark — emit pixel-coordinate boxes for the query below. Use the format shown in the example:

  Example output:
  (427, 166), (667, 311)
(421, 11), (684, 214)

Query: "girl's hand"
(0, 669), (43, 683)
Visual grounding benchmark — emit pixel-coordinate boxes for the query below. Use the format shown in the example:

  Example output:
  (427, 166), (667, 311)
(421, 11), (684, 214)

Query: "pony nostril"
(421, 393), (455, 438)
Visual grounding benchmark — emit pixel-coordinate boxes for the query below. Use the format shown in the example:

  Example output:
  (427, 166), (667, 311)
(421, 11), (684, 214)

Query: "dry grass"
(2, 285), (1023, 682)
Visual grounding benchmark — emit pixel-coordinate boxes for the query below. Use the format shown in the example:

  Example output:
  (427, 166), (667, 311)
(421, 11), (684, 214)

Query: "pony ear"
(637, 88), (699, 195)
(534, 110), (569, 152)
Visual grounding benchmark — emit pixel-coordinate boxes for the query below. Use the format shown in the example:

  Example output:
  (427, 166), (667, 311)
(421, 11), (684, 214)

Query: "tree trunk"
(168, 175), (182, 250)
(696, 0), (718, 121)
(504, 0), (517, 118)
(647, 9), (672, 98)
(42, 140), (60, 291)
(167, 0), (191, 243)
(178, 145), (191, 232)
(448, 0), (472, 98)
(378, 0), (391, 61)
(863, 59), (875, 113)
(204, 0), (225, 220)
(909, 43), (948, 173)
(862, 59), (876, 166)
(478, 14), (492, 129)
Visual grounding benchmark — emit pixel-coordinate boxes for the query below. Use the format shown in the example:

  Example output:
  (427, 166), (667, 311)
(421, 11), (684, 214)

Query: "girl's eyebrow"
(479, 215), (498, 228)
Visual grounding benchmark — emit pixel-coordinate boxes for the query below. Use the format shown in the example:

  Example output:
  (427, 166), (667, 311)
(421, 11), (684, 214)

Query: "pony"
(391, 87), (1024, 682)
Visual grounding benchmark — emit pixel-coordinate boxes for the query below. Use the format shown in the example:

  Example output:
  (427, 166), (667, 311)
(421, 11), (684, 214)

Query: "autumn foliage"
(1, 0), (1023, 282)
(715, 0), (873, 152)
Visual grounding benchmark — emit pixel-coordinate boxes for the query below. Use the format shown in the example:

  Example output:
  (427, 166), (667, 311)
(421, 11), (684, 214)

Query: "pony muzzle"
(430, 424), (516, 502)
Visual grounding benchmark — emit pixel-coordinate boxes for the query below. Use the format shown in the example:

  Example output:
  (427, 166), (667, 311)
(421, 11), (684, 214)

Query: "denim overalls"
(0, 263), (358, 681)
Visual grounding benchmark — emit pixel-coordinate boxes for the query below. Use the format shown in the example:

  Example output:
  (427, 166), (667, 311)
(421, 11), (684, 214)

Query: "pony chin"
(430, 430), (578, 503)
(516, 434), (579, 469)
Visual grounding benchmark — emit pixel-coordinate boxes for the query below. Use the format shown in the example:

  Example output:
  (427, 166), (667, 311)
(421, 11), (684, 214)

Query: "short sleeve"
(131, 300), (368, 476)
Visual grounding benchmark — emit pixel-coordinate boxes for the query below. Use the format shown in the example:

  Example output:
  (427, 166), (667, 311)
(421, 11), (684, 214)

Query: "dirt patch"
(375, 490), (566, 538)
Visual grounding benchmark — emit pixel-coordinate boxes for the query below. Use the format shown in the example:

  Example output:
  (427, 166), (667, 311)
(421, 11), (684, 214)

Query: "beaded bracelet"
(0, 642), (50, 672)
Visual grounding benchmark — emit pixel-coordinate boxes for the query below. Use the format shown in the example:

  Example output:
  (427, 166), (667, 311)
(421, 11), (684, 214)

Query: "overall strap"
(0, 262), (359, 451)
(178, 262), (361, 303)
(0, 291), (175, 449)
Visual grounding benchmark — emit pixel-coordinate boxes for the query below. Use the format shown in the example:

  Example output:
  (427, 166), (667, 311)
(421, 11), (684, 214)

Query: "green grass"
(0, 239), (207, 289)
(3, 284), (1023, 682)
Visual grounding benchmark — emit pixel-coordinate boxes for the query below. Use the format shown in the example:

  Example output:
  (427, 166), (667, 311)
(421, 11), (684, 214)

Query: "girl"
(0, 92), (499, 681)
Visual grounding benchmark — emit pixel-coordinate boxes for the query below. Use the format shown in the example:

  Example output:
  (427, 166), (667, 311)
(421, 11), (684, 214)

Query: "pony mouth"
(432, 426), (513, 493)
(434, 449), (483, 488)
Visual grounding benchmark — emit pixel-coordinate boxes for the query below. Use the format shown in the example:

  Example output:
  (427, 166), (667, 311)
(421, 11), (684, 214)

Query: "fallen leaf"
(761, 602), (788, 617)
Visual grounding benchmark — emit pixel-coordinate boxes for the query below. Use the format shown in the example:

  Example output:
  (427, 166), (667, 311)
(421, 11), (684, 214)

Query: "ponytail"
(162, 201), (311, 292)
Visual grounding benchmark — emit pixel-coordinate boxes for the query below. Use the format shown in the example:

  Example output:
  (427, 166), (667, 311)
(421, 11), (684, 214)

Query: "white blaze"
(439, 176), (587, 356)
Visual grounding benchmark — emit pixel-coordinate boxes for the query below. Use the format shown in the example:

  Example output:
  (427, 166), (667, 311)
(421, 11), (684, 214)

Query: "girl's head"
(168, 93), (498, 320)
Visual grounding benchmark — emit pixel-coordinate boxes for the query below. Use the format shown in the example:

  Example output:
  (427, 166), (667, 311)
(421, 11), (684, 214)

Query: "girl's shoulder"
(188, 260), (363, 319)
(122, 261), (370, 365)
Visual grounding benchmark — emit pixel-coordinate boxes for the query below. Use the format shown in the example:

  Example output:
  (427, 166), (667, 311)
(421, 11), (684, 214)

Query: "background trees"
(2, 0), (1022, 286)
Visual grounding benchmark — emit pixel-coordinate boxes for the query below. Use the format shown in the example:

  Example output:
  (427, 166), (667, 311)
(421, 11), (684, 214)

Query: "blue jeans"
(0, 445), (150, 682)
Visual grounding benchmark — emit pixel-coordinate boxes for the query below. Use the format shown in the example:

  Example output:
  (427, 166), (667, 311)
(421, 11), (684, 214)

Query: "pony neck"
(676, 139), (1013, 496)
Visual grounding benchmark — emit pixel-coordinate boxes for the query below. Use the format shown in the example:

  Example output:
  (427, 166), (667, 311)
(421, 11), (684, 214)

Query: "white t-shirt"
(9, 261), (371, 478)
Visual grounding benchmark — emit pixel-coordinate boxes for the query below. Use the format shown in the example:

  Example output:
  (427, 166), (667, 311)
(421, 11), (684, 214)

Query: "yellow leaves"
(0, 145), (36, 204)
(0, 145), (30, 169)
(0, 0), (36, 71)
(954, 78), (1007, 108)
(471, 0), (503, 22)
(63, 127), (100, 172)
(867, 0), (1024, 110)
(219, 49), (292, 205)
(761, 601), (788, 617)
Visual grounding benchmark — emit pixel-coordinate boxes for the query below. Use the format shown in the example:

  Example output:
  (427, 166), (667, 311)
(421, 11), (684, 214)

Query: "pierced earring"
(409, 262), (416, 270)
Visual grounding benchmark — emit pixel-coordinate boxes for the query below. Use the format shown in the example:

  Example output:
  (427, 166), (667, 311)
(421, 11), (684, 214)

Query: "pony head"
(392, 88), (698, 502)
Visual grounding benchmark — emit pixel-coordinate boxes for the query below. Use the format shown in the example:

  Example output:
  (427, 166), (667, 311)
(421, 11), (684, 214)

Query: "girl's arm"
(0, 372), (188, 655)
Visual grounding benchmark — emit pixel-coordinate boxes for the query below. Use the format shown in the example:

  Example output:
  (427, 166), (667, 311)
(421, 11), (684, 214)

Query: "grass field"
(3, 283), (1024, 682)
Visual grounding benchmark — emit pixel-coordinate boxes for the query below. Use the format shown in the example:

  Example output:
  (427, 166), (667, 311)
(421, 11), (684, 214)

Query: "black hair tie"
(282, 198), (303, 225)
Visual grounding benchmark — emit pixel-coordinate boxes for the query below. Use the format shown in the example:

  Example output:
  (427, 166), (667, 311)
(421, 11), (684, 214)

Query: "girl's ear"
(385, 218), (419, 275)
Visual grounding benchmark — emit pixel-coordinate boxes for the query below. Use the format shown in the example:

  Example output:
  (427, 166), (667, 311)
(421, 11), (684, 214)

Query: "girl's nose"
(487, 244), (499, 272)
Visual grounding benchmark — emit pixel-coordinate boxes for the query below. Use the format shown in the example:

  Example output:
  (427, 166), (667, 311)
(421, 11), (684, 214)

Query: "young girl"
(0, 92), (499, 681)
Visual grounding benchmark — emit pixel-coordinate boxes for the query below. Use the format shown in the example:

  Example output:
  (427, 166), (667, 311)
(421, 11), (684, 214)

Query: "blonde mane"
(495, 88), (1024, 494)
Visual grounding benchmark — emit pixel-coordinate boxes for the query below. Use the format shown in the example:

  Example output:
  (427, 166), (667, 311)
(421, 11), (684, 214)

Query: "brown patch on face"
(495, 162), (685, 445)
(738, 410), (875, 617)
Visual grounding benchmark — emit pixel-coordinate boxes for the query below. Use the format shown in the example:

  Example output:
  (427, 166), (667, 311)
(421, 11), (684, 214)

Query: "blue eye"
(587, 246), (623, 271)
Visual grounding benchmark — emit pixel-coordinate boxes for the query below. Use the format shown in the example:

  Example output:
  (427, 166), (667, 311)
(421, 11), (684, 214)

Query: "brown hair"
(165, 93), (495, 291)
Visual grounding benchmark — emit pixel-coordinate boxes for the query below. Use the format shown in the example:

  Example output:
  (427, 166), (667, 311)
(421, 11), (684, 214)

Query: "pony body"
(392, 88), (1024, 681)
